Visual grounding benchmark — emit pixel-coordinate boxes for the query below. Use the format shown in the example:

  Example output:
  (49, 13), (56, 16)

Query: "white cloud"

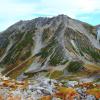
(0, 0), (100, 31)
(35, 0), (100, 17)
(0, 0), (36, 16)
(75, 0), (100, 12)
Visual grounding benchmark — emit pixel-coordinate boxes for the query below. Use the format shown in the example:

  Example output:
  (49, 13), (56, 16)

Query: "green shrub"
(67, 61), (83, 72)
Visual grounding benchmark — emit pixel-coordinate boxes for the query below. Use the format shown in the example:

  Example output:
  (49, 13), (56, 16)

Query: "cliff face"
(0, 15), (100, 79)
(96, 25), (100, 42)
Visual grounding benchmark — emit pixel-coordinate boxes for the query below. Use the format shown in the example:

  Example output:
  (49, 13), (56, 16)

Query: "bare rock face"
(97, 26), (100, 42)
(0, 14), (100, 79)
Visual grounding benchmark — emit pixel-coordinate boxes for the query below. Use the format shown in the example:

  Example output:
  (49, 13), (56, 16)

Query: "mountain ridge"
(0, 14), (100, 80)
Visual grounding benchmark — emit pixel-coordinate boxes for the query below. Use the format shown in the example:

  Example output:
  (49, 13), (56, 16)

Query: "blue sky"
(0, 0), (100, 32)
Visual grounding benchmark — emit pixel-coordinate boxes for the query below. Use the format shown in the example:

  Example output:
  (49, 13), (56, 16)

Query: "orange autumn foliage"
(86, 88), (100, 99)
(0, 95), (3, 100)
(7, 95), (21, 100)
(40, 95), (52, 100)
(54, 87), (78, 100)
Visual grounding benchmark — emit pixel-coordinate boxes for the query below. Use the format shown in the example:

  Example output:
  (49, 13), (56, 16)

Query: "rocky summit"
(0, 14), (100, 99)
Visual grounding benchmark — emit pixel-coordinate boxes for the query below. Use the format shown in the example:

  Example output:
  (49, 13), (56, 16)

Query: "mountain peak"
(57, 14), (69, 18)
(0, 14), (100, 79)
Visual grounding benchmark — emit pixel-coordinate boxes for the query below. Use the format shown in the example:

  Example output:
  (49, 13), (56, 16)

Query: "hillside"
(0, 14), (100, 80)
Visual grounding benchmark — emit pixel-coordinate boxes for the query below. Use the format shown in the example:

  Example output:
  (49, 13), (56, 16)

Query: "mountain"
(0, 14), (100, 80)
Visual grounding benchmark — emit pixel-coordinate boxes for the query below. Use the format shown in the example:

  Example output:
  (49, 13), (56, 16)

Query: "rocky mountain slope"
(0, 14), (100, 80)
